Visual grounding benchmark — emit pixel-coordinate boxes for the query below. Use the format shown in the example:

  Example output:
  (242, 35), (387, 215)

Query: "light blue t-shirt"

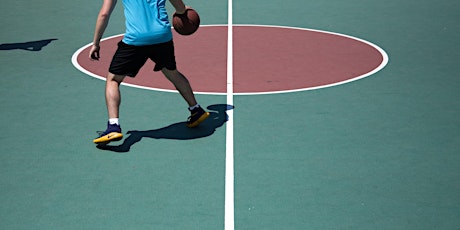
(122, 0), (173, 46)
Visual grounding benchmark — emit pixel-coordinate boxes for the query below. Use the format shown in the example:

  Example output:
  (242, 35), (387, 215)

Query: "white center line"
(224, 0), (234, 229)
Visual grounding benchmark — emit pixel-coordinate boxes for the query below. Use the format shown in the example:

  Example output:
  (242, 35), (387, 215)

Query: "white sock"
(109, 118), (119, 125)
(188, 104), (200, 111)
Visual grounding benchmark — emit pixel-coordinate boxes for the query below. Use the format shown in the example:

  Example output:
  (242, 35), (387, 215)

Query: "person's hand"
(175, 5), (191, 15)
(89, 44), (100, 60)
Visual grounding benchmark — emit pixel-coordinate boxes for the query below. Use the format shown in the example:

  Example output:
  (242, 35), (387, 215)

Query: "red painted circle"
(74, 25), (387, 95)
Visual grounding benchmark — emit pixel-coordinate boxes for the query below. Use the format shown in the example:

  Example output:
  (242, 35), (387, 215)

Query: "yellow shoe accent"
(93, 132), (123, 144)
(186, 112), (210, 128)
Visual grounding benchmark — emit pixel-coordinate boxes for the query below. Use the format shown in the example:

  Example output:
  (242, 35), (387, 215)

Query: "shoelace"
(187, 111), (199, 122)
(96, 131), (106, 137)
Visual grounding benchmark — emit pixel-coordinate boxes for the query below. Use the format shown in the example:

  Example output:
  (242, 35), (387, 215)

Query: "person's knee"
(107, 73), (125, 84)
(161, 68), (179, 76)
(162, 68), (187, 82)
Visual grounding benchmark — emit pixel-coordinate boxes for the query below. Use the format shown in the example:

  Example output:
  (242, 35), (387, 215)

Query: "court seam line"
(225, 0), (234, 229)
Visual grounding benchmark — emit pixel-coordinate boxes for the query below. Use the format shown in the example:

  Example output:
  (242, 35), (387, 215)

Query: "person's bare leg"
(161, 68), (197, 107)
(105, 73), (125, 119)
(93, 73), (125, 144)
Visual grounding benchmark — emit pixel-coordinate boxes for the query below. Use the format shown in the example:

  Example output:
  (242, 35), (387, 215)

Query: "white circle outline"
(71, 24), (389, 96)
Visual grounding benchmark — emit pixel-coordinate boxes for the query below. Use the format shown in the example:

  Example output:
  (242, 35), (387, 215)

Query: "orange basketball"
(172, 8), (200, 36)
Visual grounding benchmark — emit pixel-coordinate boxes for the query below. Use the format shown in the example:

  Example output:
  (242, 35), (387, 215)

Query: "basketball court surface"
(1, 0), (459, 229)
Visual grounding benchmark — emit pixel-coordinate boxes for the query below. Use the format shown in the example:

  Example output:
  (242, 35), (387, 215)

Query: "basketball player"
(89, 0), (209, 144)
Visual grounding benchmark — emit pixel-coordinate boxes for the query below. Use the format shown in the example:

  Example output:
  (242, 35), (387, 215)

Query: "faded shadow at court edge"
(0, 39), (57, 51)
(97, 104), (234, 152)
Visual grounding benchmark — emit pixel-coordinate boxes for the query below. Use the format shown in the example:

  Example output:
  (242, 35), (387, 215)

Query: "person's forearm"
(92, 14), (111, 46)
(169, 0), (186, 14)
(92, 0), (117, 46)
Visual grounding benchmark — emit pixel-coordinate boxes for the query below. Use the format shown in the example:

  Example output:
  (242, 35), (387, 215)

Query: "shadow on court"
(0, 38), (57, 51)
(96, 104), (234, 152)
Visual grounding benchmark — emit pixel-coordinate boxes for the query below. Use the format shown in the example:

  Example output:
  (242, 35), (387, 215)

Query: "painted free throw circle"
(72, 25), (388, 95)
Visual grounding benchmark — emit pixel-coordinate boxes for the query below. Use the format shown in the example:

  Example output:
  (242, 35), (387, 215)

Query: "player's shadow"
(96, 104), (234, 152)
(0, 39), (57, 51)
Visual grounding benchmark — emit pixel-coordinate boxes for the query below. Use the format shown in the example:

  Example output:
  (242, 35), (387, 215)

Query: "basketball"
(172, 8), (200, 36)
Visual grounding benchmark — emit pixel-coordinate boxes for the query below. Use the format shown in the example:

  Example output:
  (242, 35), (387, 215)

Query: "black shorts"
(108, 40), (177, 77)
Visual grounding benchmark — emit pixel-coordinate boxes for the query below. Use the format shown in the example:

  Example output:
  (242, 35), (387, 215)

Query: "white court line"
(224, 0), (234, 229)
(72, 25), (388, 96)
